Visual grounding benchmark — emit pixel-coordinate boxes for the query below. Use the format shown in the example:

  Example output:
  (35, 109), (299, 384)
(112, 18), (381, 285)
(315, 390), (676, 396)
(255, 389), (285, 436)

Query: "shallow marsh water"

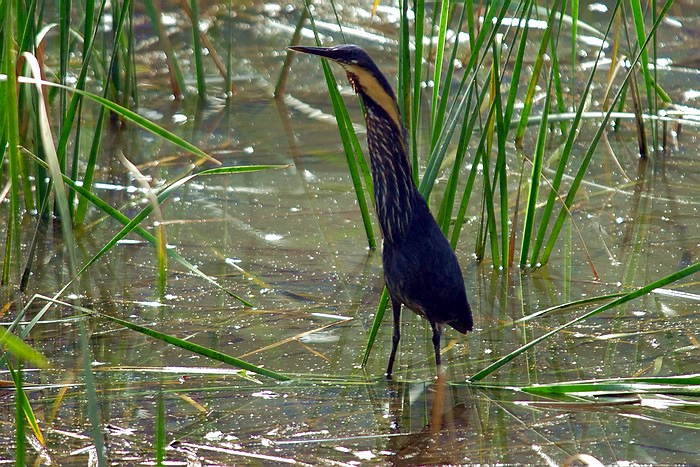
(2, 0), (700, 464)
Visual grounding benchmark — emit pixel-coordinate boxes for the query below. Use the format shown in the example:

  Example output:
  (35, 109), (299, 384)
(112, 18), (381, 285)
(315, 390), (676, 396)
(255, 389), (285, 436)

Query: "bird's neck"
(363, 104), (418, 244)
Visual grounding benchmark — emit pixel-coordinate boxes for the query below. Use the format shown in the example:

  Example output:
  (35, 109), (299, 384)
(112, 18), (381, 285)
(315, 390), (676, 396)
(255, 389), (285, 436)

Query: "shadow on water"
(2, 0), (700, 464)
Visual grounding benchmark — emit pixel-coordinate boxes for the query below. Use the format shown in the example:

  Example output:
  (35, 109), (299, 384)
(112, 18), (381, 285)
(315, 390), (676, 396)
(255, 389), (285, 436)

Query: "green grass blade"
(450, 147), (481, 250)
(326, 76), (377, 250)
(9, 360), (26, 463)
(58, 0), (70, 139)
(469, 260), (700, 382)
(12, 75), (219, 164)
(514, 292), (627, 323)
(520, 65), (553, 267)
(521, 375), (700, 397)
(55, 0), (109, 174)
(84, 307), (290, 381)
(156, 389), (166, 464)
(465, 0), (476, 49)
(410, 0), (425, 180)
(448, 83), (491, 248)
(549, 16), (567, 134)
(361, 288), (390, 368)
(398, 0), (410, 124)
(435, 83), (477, 233)
(6, 360), (46, 449)
(2, 0), (22, 286)
(571, 0), (578, 77)
(0, 327), (49, 368)
(428, 5), (468, 183)
(479, 137), (501, 267)
(492, 38), (509, 266)
(428, 0), (450, 150)
(15, 383), (25, 464)
(274, 7), (309, 98)
(67, 0), (97, 215)
(23, 54), (79, 280)
(189, 0), (206, 96)
(503, 0), (533, 129)
(629, 0), (653, 117)
(513, 0), (560, 144)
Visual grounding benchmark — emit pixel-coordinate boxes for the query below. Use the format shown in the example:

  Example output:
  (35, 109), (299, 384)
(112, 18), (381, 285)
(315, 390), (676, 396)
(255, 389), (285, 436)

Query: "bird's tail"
(449, 308), (473, 334)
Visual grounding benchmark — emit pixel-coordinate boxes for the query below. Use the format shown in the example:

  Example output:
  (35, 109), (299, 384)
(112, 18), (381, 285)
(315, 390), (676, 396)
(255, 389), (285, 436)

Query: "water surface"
(2, 1), (700, 464)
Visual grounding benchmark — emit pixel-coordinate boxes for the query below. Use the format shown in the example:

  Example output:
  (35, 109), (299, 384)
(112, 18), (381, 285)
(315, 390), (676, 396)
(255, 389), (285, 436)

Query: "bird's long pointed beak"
(289, 45), (338, 60)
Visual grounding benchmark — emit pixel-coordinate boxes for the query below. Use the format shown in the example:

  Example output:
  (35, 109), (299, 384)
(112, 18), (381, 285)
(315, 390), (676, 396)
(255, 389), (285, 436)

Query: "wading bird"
(290, 44), (473, 377)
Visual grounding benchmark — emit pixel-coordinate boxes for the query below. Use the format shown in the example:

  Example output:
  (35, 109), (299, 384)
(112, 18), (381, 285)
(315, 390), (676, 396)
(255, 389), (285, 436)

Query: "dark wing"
(383, 195), (473, 333)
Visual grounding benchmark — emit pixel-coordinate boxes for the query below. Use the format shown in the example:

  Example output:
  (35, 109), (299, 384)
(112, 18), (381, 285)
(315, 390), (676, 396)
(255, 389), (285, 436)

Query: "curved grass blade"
(469, 261), (700, 382)
(514, 292), (627, 323)
(0, 327), (49, 368)
(22, 53), (78, 281)
(6, 75), (220, 165)
(7, 360), (45, 454)
(47, 299), (290, 381)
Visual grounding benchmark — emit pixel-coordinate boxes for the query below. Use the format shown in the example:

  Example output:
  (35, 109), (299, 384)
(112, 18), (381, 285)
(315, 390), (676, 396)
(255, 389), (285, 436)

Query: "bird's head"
(290, 44), (402, 131)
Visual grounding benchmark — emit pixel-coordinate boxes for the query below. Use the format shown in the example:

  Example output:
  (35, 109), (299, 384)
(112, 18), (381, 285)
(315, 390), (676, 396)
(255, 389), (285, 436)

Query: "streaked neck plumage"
(342, 64), (417, 245)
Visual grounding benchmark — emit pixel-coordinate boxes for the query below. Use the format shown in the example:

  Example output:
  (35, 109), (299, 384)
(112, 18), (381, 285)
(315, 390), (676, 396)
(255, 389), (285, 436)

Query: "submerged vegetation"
(1, 0), (699, 463)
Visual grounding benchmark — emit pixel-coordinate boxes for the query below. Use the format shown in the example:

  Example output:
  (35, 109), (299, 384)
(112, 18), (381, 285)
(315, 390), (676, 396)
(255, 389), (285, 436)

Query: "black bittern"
(291, 44), (473, 377)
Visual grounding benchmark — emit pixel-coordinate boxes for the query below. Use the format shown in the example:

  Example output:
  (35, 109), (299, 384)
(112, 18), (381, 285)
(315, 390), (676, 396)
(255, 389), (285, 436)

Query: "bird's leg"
(385, 299), (402, 378)
(430, 322), (444, 371)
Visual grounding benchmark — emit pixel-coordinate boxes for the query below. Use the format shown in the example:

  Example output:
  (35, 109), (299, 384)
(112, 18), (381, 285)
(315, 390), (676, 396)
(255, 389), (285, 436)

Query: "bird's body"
(291, 44), (473, 376)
